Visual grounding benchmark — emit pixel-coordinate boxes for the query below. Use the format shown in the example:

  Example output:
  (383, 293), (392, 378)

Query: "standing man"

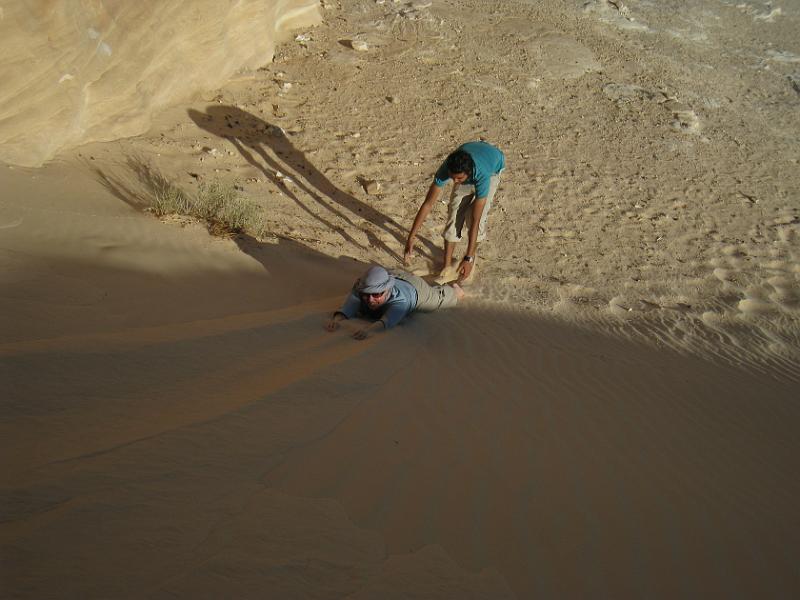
(403, 141), (505, 282)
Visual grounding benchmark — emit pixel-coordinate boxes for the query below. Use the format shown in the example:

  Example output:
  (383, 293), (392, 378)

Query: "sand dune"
(3, 269), (798, 597)
(2, 0), (800, 598)
(0, 0), (320, 166)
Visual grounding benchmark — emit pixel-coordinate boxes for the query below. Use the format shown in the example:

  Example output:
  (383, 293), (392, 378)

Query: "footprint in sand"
(707, 235), (800, 316)
(663, 99), (702, 135)
(767, 274), (800, 311)
(737, 297), (776, 316)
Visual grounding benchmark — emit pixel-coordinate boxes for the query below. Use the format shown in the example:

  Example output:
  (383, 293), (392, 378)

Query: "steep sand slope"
(2, 0), (800, 598)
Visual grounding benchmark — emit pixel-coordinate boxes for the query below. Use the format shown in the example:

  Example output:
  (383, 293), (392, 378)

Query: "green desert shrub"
(151, 179), (267, 238)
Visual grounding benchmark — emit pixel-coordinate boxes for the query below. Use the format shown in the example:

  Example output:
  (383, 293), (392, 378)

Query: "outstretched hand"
(352, 320), (386, 340)
(457, 260), (473, 283)
(326, 313), (344, 332)
(352, 328), (370, 340)
(403, 235), (416, 265)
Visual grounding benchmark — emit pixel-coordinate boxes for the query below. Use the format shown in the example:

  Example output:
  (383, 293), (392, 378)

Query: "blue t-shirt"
(337, 279), (419, 329)
(434, 141), (505, 199)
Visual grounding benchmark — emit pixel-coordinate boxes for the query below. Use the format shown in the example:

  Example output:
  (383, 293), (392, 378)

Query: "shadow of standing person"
(189, 105), (433, 263)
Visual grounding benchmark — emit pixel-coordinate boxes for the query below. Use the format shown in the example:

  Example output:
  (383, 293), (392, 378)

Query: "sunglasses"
(361, 290), (387, 299)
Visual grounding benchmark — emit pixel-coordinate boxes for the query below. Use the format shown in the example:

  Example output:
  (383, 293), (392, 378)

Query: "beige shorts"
(443, 172), (501, 243)
(389, 270), (459, 312)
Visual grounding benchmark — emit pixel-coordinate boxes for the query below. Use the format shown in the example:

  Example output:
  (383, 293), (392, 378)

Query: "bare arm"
(457, 197), (486, 281)
(404, 183), (443, 264)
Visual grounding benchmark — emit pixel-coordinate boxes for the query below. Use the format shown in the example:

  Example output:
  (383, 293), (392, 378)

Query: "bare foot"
(434, 265), (457, 284)
(451, 283), (465, 301)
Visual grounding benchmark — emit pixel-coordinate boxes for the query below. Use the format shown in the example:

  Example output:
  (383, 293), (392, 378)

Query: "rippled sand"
(2, 0), (800, 597)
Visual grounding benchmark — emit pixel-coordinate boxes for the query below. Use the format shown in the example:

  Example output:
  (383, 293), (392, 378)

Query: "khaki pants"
(443, 172), (501, 243)
(389, 270), (459, 312)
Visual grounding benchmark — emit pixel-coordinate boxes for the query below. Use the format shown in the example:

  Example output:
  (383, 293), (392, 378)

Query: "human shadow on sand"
(188, 105), (436, 263)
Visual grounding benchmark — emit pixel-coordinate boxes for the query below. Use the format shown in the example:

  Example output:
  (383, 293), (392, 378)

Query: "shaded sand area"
(3, 0), (800, 598)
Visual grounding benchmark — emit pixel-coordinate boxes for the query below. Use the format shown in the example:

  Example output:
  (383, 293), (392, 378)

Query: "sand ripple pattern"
(3, 305), (798, 598)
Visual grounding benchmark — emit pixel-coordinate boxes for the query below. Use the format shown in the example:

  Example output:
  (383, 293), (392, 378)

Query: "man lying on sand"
(403, 140), (505, 283)
(326, 265), (464, 340)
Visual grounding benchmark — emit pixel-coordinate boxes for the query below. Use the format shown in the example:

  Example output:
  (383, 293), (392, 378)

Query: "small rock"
(349, 39), (369, 52)
(363, 179), (381, 194)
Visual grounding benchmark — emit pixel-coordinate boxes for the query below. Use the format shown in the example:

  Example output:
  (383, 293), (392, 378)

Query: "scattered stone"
(789, 73), (800, 94)
(362, 179), (381, 194)
(349, 39), (369, 52)
(737, 191), (758, 204)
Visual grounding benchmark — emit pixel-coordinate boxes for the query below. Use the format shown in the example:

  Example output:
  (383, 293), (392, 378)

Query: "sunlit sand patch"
(666, 27), (710, 44)
(752, 7), (783, 22)
(718, 0), (783, 21)
(767, 275), (800, 311)
(553, 283), (606, 316)
(738, 297), (776, 315)
(582, 0), (651, 32)
(3, 0), (800, 597)
(608, 295), (636, 319)
(526, 32), (602, 81)
(602, 83), (705, 136)
(766, 49), (800, 64)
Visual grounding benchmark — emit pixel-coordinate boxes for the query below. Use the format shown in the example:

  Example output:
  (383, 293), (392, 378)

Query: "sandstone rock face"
(0, 0), (320, 166)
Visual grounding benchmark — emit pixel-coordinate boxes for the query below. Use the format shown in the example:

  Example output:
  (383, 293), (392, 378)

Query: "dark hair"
(445, 150), (474, 179)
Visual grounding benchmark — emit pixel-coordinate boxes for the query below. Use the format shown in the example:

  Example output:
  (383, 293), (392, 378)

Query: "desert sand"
(2, 0), (799, 598)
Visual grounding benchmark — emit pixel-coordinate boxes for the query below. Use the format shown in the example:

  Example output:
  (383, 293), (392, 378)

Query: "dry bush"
(151, 178), (267, 238)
